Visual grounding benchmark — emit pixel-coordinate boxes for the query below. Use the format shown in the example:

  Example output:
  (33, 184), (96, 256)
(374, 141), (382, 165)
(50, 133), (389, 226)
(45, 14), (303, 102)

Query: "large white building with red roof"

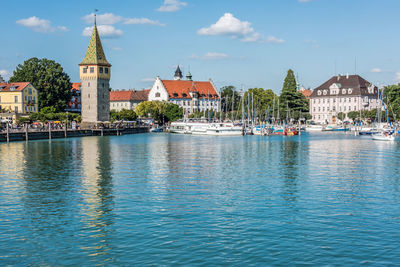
(148, 66), (220, 116)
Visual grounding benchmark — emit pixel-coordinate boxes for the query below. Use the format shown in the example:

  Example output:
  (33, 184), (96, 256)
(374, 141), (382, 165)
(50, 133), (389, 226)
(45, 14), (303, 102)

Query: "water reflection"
(80, 136), (114, 264)
(280, 139), (300, 204)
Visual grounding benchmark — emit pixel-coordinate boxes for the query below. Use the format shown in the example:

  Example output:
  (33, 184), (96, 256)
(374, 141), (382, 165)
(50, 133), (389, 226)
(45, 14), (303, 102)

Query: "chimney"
(346, 73), (349, 79)
(337, 74), (340, 81)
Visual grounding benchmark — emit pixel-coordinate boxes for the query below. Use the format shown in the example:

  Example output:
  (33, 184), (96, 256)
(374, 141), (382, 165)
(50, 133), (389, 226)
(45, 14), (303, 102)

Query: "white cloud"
(395, 72), (400, 82)
(124, 18), (165, 26)
(197, 13), (283, 43)
(82, 13), (122, 25)
(371, 68), (382, 73)
(265, 36), (285, 44)
(16, 16), (68, 33)
(157, 0), (187, 12)
(0, 70), (10, 81)
(82, 25), (123, 38)
(189, 52), (229, 60)
(141, 78), (156, 83)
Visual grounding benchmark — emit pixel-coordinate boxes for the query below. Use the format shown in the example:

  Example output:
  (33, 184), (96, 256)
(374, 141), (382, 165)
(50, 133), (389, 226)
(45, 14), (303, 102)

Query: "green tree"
(347, 111), (359, 121)
(337, 112), (346, 121)
(279, 69), (309, 120)
(241, 88), (276, 120)
(9, 57), (71, 112)
(220, 86), (241, 112)
(164, 103), (183, 122)
(384, 84), (400, 121)
(136, 101), (182, 123)
(118, 109), (137, 121)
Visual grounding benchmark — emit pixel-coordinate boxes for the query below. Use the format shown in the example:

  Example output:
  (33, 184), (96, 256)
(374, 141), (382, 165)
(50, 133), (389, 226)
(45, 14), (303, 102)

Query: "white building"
(309, 74), (379, 123)
(110, 89), (149, 111)
(148, 66), (220, 116)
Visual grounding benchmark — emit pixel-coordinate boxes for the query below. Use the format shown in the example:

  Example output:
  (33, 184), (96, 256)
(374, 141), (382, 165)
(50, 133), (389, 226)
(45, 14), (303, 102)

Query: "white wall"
(148, 77), (169, 101)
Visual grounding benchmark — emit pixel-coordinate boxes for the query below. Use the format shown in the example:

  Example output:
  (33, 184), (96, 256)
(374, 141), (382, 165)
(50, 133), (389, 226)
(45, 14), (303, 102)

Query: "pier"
(0, 127), (149, 143)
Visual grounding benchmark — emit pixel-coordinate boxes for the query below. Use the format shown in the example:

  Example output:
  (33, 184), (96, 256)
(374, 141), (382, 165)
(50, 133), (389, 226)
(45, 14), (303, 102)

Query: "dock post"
(25, 123), (28, 141)
(49, 122), (52, 140)
(6, 123), (9, 142)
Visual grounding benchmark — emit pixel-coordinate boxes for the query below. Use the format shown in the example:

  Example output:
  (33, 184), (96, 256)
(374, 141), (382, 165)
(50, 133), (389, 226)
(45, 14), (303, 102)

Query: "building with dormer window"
(148, 66), (220, 116)
(309, 74), (378, 123)
(0, 82), (39, 114)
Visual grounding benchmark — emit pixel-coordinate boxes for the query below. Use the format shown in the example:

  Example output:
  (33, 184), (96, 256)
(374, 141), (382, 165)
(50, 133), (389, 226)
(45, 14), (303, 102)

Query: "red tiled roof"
(110, 89), (150, 101)
(161, 80), (219, 99)
(300, 89), (312, 98)
(0, 82), (30, 92)
(131, 89), (150, 101)
(71, 82), (81, 91)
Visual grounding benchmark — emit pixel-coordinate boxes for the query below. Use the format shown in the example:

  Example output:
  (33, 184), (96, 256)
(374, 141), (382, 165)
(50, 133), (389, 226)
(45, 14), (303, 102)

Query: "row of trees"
(219, 69), (310, 121)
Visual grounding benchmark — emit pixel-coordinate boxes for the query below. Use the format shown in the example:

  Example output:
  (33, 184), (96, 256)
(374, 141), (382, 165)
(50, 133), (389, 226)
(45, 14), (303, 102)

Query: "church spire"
(79, 20), (110, 66)
(174, 65), (183, 80)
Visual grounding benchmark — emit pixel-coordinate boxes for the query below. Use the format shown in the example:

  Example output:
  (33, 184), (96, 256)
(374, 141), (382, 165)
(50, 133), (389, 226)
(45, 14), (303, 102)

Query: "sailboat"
(372, 89), (397, 141)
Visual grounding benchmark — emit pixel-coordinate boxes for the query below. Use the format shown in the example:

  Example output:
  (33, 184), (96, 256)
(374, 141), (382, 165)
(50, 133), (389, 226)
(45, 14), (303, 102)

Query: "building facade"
(309, 74), (379, 123)
(66, 82), (82, 113)
(110, 89), (149, 111)
(79, 20), (111, 124)
(148, 67), (220, 116)
(0, 82), (39, 114)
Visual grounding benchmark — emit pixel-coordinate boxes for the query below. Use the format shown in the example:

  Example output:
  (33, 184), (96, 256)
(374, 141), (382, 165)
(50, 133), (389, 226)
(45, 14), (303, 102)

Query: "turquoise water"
(0, 133), (400, 265)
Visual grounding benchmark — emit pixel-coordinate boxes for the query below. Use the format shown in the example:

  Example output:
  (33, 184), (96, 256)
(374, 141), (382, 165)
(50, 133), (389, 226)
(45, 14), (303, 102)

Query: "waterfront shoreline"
(0, 127), (149, 143)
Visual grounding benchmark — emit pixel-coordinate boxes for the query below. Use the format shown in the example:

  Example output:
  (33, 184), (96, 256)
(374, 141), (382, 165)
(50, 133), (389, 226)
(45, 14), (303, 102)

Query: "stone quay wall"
(0, 127), (149, 143)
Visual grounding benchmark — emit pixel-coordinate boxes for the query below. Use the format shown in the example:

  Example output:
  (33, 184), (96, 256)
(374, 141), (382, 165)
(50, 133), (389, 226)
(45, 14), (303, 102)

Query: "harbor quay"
(0, 126), (149, 143)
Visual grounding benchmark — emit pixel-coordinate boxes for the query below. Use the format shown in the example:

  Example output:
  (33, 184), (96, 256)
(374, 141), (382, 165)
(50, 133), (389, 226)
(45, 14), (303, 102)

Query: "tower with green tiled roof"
(79, 19), (111, 124)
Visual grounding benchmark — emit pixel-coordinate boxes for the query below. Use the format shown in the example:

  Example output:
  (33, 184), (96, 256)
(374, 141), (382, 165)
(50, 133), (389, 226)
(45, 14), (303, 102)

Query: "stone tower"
(79, 20), (111, 124)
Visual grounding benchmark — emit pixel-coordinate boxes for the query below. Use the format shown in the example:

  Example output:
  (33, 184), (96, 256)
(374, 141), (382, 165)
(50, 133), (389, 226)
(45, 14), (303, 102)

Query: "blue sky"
(1, 0), (400, 93)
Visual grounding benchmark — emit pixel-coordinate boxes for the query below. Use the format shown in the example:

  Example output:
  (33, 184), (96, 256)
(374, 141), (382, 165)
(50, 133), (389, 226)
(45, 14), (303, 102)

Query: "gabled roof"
(80, 24), (111, 66)
(310, 75), (377, 98)
(161, 80), (219, 99)
(110, 89), (150, 101)
(0, 82), (31, 92)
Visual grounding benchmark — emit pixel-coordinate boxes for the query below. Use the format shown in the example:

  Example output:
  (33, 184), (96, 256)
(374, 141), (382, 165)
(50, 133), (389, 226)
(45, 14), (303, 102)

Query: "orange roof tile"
(161, 80), (219, 99)
(71, 82), (81, 91)
(300, 89), (312, 98)
(0, 82), (30, 92)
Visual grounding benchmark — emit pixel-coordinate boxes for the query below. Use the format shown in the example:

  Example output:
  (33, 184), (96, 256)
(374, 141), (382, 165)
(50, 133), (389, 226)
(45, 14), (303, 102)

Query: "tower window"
(83, 67), (88, 74)
(99, 67), (103, 73)
(105, 68), (109, 74)
(90, 67), (94, 73)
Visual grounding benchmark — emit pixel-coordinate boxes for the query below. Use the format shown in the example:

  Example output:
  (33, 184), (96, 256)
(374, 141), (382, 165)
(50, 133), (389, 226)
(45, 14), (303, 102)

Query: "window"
(155, 92), (160, 97)
(14, 106), (18, 113)
(99, 67), (103, 73)
(83, 67), (88, 74)
(90, 67), (94, 73)
(354, 106), (356, 110)
(14, 96), (18, 103)
(88, 82), (90, 87)
(344, 98), (346, 103)
(34, 107), (36, 112)
(313, 107), (316, 112)
(333, 106), (336, 111)
(88, 94), (90, 98)
(349, 106), (351, 111)
(105, 68), (109, 74)
(323, 107), (325, 112)
(344, 106), (346, 111)
(29, 88), (32, 94)
(25, 96), (27, 101)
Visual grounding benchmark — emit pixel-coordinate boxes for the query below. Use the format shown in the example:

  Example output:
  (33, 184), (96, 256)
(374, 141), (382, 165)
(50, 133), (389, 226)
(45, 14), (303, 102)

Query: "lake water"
(0, 133), (399, 265)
